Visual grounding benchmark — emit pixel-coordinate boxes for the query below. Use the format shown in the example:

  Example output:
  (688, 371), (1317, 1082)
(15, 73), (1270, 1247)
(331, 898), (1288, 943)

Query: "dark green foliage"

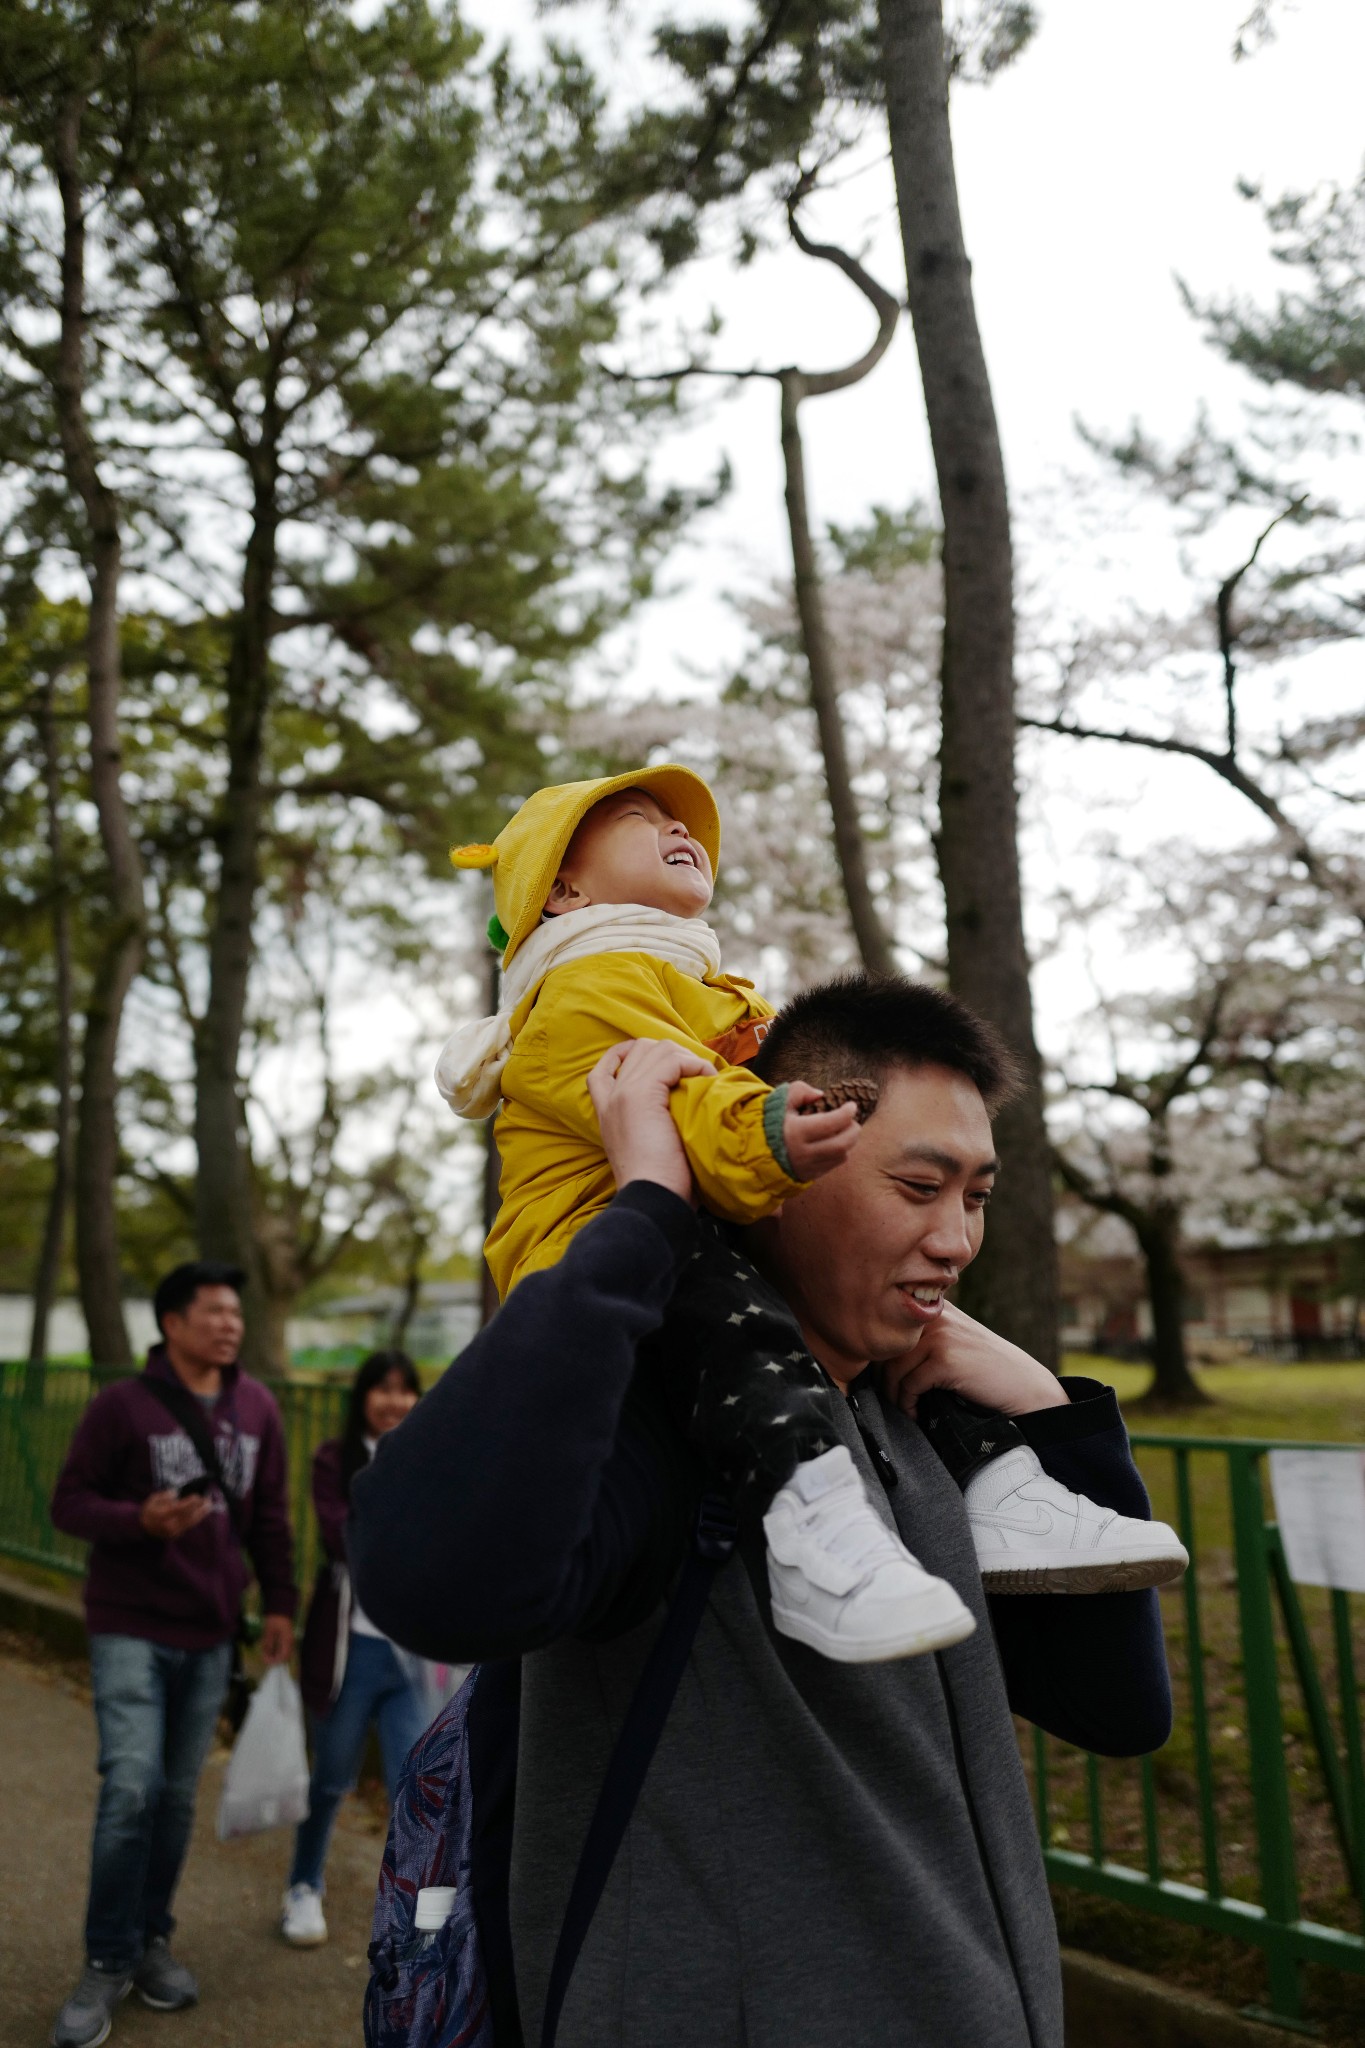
(1190, 172), (1365, 400)
(0, 1), (719, 1344)
(587, 0), (1036, 270)
(827, 501), (939, 577)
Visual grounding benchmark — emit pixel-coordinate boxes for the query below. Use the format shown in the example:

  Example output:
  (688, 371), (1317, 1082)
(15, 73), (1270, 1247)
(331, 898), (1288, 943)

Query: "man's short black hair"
(153, 1260), (246, 1334)
(753, 972), (1023, 1116)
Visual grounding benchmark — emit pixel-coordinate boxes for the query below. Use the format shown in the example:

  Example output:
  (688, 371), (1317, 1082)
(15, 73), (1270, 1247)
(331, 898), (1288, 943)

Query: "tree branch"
(1214, 495), (1307, 757)
(785, 173), (902, 399)
(1019, 711), (1334, 889)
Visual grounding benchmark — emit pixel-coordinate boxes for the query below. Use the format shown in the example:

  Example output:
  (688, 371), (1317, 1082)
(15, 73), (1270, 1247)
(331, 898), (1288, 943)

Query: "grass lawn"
(1039, 1354), (1365, 2040)
(1063, 1353), (1365, 1444)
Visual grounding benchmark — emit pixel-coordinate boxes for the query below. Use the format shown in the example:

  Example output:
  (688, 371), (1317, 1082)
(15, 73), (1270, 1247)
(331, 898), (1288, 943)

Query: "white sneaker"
(281, 1883), (328, 1948)
(764, 1445), (976, 1663)
(965, 1445), (1189, 1593)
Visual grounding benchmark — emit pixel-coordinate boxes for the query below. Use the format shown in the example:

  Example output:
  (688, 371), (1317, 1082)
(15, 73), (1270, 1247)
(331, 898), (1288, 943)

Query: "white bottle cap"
(414, 1886), (457, 1932)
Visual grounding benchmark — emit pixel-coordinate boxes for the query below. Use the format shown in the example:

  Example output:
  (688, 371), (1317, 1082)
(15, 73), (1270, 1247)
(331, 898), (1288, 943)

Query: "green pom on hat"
(487, 912), (510, 953)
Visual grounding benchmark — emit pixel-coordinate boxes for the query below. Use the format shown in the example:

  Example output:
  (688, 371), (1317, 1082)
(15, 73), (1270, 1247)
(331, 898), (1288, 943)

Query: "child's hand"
(782, 1081), (862, 1182)
(882, 1303), (1068, 1418)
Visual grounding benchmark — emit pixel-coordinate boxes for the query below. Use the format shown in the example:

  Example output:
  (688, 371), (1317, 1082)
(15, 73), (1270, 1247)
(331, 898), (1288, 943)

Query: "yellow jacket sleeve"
(505, 955), (803, 1222)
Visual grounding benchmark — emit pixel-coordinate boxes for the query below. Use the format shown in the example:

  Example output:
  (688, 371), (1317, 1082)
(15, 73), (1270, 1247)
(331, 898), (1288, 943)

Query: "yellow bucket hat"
(450, 765), (721, 966)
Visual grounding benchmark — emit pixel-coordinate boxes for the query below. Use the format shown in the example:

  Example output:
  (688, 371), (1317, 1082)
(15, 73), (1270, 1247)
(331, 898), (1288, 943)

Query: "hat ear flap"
(450, 842), (498, 871)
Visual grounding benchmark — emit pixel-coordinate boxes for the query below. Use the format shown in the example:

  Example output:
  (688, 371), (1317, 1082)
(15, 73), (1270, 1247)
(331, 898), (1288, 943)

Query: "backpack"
(364, 1494), (737, 2048)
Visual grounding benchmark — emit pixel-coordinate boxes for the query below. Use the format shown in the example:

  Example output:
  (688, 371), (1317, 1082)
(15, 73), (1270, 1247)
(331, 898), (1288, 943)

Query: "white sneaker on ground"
(764, 1445), (977, 1663)
(965, 1445), (1189, 1593)
(281, 1883), (328, 1948)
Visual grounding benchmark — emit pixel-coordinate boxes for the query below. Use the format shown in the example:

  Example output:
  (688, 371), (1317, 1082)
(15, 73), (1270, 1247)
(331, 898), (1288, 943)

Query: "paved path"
(0, 1647), (384, 2048)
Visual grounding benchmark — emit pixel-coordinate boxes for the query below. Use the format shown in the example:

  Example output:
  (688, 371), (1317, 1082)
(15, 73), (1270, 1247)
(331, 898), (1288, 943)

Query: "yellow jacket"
(486, 952), (801, 1297)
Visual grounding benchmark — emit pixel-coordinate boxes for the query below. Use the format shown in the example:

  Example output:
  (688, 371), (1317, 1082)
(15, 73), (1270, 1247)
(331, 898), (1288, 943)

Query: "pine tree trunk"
(28, 677), (76, 1364)
(877, 0), (1059, 1366)
(52, 90), (142, 1369)
(779, 374), (897, 977)
(1136, 1206), (1208, 1406)
(193, 492), (277, 1368)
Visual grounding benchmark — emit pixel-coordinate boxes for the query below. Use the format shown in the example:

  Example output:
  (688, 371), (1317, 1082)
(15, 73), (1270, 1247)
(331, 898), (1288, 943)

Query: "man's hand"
(139, 1489), (212, 1541)
(882, 1302), (1069, 1419)
(260, 1615), (294, 1667)
(586, 1038), (716, 1203)
(782, 1082), (862, 1182)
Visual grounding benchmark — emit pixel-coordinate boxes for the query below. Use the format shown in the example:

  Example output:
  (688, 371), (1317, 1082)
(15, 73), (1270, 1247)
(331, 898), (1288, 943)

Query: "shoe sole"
(137, 1991), (198, 2011)
(980, 1550), (1189, 1595)
(281, 1929), (329, 1948)
(772, 1599), (977, 1663)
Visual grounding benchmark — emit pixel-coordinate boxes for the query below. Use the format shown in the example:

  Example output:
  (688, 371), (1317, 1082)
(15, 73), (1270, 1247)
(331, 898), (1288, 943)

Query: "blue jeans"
(289, 1634), (428, 1892)
(85, 1633), (233, 1971)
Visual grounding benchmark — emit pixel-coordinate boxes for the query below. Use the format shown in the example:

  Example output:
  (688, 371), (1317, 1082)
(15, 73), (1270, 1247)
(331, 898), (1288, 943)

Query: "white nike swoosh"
(979, 1506), (1053, 1535)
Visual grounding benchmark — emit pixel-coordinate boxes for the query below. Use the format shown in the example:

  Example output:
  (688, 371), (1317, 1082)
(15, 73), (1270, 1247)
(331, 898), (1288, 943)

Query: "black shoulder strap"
(539, 1493), (738, 2048)
(142, 1373), (246, 1541)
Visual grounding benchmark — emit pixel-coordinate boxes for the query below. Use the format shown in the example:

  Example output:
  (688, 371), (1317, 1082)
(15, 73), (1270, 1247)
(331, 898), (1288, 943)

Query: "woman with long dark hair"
(281, 1350), (424, 1948)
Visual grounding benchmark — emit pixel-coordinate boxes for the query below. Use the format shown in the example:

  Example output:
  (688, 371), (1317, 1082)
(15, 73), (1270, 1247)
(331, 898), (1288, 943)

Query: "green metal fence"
(0, 1360), (348, 1603)
(1032, 1432), (1365, 2031)
(6, 1367), (1365, 2028)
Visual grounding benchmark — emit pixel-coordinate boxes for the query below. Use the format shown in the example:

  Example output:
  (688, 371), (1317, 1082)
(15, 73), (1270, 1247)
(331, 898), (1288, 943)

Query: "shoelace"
(797, 1480), (915, 1575)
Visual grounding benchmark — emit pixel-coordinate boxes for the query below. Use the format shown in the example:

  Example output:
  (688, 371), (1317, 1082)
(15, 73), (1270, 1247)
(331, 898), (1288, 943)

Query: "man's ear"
(545, 871), (589, 917)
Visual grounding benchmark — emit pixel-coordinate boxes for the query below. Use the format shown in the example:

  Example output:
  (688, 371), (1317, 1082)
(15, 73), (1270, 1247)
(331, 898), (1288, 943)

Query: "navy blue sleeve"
(348, 1183), (699, 1664)
(988, 1377), (1173, 1758)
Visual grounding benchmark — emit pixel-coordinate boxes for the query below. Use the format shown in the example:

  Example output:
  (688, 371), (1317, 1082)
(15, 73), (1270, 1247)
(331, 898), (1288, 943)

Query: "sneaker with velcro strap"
(965, 1444), (1188, 1593)
(764, 1444), (976, 1663)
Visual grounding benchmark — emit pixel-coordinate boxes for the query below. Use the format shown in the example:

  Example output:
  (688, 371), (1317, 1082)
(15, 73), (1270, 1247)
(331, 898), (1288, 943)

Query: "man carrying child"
(355, 926), (1173, 2046)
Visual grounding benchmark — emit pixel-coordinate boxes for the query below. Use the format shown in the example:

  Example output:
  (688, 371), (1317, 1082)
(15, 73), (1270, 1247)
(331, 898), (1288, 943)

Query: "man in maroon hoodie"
(49, 1260), (298, 2048)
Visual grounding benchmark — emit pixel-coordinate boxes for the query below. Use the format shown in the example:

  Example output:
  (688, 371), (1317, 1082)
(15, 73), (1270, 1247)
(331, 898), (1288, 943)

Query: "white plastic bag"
(216, 1664), (311, 1839)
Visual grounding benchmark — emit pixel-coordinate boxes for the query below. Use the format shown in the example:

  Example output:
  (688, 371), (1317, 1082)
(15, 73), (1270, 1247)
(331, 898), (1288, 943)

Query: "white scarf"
(434, 903), (723, 1119)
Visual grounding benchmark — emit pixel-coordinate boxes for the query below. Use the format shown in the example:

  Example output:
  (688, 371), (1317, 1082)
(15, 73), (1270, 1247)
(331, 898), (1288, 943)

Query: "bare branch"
(1018, 711), (1340, 893)
(1214, 495), (1308, 756)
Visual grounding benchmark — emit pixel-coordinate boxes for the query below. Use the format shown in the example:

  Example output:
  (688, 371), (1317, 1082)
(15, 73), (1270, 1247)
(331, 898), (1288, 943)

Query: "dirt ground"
(0, 1645), (384, 2048)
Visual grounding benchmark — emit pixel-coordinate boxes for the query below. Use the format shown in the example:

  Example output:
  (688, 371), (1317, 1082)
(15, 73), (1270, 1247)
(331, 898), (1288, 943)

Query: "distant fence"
(0, 1361), (348, 1601)
(1078, 1334), (1364, 1364)
(1243, 1335), (1365, 1363)
(1032, 1432), (1365, 2029)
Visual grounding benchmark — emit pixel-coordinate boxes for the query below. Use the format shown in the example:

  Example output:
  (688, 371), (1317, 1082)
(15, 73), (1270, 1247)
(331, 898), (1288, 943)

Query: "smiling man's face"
(546, 788), (714, 921)
(749, 1062), (998, 1387)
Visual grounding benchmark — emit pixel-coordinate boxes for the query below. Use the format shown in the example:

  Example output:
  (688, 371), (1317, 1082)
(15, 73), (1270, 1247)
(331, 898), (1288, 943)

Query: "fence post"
(1227, 1444), (1303, 2024)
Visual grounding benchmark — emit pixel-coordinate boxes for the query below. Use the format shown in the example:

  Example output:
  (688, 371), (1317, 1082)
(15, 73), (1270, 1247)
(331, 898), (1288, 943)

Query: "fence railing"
(6, 1367), (1365, 2028)
(1032, 1431), (1365, 2029)
(0, 1360), (348, 1603)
